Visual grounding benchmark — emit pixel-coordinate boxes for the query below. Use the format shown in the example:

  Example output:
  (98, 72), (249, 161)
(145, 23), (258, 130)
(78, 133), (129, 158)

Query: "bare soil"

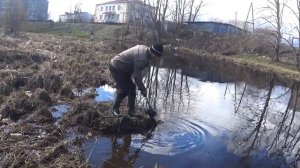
(0, 32), (155, 167)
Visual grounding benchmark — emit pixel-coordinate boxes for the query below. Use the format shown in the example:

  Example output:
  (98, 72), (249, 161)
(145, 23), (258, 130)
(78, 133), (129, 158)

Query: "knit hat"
(150, 44), (163, 56)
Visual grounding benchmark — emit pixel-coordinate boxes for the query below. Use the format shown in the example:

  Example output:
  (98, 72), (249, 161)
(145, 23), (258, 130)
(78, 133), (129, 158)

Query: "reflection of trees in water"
(231, 75), (300, 167)
(103, 135), (139, 168)
(143, 63), (300, 166)
(143, 66), (191, 114)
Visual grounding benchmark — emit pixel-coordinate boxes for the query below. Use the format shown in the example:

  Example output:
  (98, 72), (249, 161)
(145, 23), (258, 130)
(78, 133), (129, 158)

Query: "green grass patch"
(222, 54), (300, 81)
(184, 47), (300, 81)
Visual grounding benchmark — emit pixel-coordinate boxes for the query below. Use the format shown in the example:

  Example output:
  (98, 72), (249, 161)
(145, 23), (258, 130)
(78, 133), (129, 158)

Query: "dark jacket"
(110, 45), (149, 91)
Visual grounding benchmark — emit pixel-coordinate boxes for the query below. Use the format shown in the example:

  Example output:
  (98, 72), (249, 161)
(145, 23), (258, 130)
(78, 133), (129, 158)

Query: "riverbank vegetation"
(0, 23), (154, 167)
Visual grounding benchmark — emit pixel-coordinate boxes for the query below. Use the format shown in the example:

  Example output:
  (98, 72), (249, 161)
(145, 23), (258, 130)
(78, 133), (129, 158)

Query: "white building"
(94, 0), (154, 24)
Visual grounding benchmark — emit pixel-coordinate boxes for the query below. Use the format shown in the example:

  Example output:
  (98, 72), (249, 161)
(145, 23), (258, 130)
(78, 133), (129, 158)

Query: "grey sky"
(48, 0), (267, 21)
(48, 0), (297, 35)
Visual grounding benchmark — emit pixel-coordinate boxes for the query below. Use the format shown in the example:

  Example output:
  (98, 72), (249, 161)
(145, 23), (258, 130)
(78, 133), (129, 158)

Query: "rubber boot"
(127, 94), (136, 117)
(113, 94), (123, 116)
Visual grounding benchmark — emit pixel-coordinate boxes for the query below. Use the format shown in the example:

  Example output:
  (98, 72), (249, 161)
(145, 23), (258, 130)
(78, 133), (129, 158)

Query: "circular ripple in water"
(135, 117), (208, 156)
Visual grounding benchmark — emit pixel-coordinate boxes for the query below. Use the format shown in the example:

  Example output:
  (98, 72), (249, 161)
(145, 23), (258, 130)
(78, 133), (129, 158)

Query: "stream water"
(83, 56), (300, 168)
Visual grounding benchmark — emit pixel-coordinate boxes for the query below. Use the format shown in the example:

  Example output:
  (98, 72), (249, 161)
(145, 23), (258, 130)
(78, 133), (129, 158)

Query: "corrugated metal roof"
(185, 21), (243, 31)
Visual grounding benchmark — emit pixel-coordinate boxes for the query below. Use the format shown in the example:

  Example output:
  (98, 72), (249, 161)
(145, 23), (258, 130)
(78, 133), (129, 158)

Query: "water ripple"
(137, 117), (208, 156)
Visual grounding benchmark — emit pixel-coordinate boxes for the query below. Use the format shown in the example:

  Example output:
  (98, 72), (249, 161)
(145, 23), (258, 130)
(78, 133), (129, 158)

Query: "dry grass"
(0, 24), (156, 167)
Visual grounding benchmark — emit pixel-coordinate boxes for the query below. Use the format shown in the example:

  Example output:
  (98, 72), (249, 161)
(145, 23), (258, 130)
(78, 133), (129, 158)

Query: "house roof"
(96, 0), (128, 6)
(59, 12), (92, 17)
(185, 21), (243, 31)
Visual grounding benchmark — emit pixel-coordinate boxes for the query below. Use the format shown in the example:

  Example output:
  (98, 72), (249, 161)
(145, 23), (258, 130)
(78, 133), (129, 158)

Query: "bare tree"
(188, 0), (205, 22)
(140, 0), (147, 39)
(169, 0), (189, 33)
(74, 3), (82, 23)
(145, 0), (205, 42)
(259, 0), (288, 62)
(147, 0), (162, 42)
(159, 0), (169, 37)
(129, 0), (149, 40)
(180, 0), (188, 24)
(285, 0), (300, 69)
(2, 0), (27, 35)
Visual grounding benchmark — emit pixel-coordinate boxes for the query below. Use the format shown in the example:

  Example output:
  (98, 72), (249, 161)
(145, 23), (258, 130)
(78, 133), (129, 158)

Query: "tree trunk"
(272, 0), (282, 62)
(161, 0), (169, 36)
(188, 0), (194, 22)
(273, 42), (280, 62)
(297, 0), (300, 69)
(192, 1), (203, 22)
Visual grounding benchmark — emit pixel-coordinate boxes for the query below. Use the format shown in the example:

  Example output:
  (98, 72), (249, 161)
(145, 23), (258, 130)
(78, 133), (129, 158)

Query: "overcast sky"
(48, 0), (296, 32)
(48, 0), (267, 21)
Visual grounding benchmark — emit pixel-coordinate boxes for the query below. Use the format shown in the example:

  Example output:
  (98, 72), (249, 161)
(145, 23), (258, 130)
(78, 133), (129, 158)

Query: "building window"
(105, 15), (108, 20)
(112, 6), (115, 11)
(101, 7), (103, 11)
(100, 15), (102, 20)
(118, 5), (121, 11)
(106, 6), (108, 11)
(109, 6), (112, 11)
(116, 14), (120, 21)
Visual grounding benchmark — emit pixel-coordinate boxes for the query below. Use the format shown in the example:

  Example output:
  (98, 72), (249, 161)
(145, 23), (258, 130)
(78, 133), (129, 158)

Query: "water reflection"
(84, 135), (140, 168)
(85, 55), (300, 167)
(95, 85), (115, 102)
(131, 117), (207, 156)
(72, 85), (115, 102)
(103, 135), (139, 168)
(143, 59), (300, 167)
(230, 76), (300, 167)
(52, 104), (69, 119)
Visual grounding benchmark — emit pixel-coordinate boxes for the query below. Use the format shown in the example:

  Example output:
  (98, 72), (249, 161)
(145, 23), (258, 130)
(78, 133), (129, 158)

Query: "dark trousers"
(109, 64), (136, 112)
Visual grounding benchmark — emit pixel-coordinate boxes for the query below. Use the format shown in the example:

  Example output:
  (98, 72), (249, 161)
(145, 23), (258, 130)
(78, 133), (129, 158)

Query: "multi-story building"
(0, 0), (5, 17)
(94, 0), (154, 24)
(0, 0), (48, 21)
(25, 0), (48, 21)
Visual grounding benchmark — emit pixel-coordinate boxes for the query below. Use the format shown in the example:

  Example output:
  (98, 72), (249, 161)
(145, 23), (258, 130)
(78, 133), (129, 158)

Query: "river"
(83, 55), (299, 168)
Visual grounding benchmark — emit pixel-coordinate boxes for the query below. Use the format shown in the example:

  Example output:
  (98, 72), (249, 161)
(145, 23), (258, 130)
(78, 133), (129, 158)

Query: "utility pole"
(235, 11), (237, 26)
(243, 3), (255, 33)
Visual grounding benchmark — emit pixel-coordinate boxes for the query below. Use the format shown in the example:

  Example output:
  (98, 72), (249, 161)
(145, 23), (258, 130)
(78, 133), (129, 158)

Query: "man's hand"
(141, 90), (147, 97)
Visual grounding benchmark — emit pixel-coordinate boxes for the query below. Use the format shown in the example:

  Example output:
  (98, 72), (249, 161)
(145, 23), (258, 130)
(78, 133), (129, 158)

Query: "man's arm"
(133, 60), (147, 92)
